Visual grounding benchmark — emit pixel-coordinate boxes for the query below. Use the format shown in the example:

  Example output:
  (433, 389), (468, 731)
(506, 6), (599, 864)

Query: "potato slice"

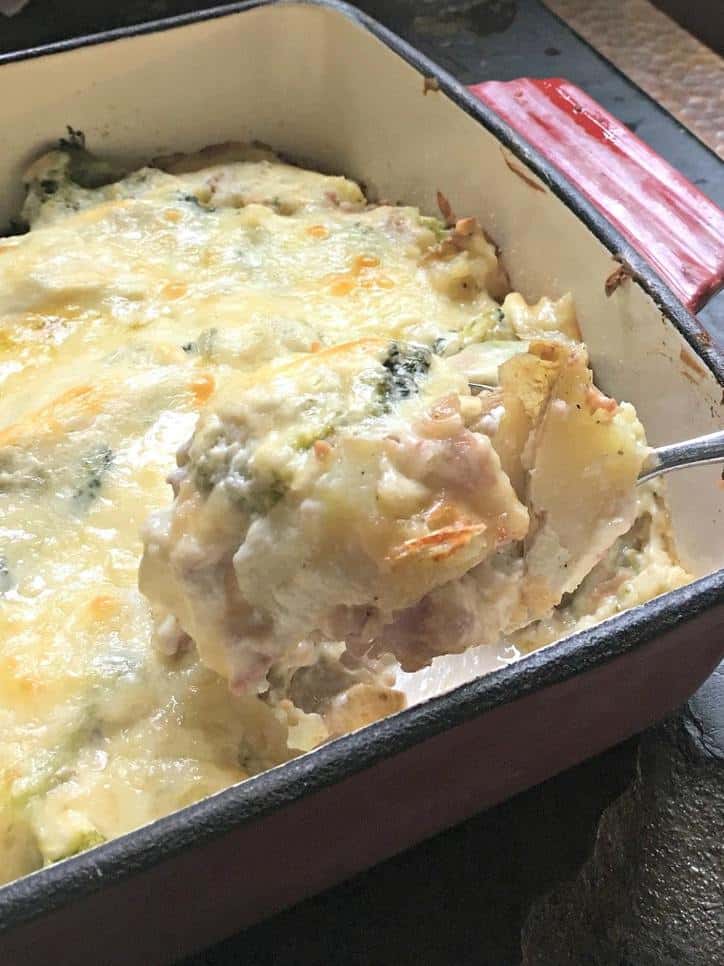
(362, 344), (648, 665)
(521, 346), (648, 616)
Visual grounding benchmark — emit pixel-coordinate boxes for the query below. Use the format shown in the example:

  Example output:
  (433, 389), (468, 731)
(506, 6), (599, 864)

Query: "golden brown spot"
(270, 339), (389, 379)
(329, 277), (356, 297)
(306, 224), (330, 239)
(585, 385), (617, 415)
(313, 440), (332, 460)
(161, 281), (188, 301)
(88, 595), (120, 620)
(163, 209), (182, 223)
(309, 340), (322, 352)
(387, 523), (487, 564)
(0, 384), (102, 445)
(190, 372), (215, 405)
(353, 254), (380, 272)
(361, 274), (394, 290)
(326, 255), (385, 295)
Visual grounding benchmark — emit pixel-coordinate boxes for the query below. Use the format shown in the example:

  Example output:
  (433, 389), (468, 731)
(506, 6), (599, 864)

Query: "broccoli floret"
(222, 468), (288, 516)
(419, 215), (447, 240)
(378, 342), (432, 407)
(73, 446), (114, 510)
(180, 192), (216, 212)
(462, 306), (514, 344)
(193, 436), (288, 516)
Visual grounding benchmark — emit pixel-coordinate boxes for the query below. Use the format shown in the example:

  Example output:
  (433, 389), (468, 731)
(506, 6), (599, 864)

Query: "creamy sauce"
(0, 145), (688, 883)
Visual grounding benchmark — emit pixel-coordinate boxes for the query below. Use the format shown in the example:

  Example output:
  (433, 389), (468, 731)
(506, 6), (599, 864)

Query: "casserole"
(0, 2), (721, 962)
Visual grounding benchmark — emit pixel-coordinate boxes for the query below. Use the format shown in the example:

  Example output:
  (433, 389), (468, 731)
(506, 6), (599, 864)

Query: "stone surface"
(546, 0), (724, 158)
(183, 738), (639, 966)
(522, 713), (724, 965)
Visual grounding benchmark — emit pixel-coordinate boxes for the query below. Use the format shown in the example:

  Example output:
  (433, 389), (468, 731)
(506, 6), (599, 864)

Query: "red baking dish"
(0, 3), (721, 963)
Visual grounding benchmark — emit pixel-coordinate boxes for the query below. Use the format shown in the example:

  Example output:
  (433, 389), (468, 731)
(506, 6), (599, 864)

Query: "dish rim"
(0, 0), (722, 932)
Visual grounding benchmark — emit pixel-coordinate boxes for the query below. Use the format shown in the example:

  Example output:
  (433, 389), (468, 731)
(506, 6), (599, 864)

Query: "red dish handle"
(469, 78), (724, 313)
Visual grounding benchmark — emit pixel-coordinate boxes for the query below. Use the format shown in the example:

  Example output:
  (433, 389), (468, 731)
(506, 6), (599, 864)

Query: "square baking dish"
(0, 3), (722, 962)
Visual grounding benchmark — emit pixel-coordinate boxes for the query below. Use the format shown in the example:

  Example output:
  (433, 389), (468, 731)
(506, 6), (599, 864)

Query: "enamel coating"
(470, 78), (724, 312)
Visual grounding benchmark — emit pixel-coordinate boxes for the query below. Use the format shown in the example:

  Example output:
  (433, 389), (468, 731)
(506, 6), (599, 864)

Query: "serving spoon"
(637, 429), (724, 484)
(468, 383), (724, 484)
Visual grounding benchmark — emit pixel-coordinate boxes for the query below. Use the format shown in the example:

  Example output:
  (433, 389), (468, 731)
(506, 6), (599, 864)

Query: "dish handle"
(469, 78), (724, 313)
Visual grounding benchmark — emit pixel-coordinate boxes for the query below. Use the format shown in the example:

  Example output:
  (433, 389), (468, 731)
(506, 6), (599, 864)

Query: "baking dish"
(0, 2), (722, 962)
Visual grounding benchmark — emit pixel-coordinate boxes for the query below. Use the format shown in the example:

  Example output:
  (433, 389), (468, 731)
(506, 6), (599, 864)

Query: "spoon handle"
(638, 429), (724, 484)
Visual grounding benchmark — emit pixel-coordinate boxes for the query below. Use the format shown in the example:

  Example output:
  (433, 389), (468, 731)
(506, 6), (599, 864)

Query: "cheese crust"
(0, 144), (689, 882)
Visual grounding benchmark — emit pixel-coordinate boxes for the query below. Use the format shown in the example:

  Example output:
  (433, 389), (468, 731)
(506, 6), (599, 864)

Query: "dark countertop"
(1, 3), (722, 964)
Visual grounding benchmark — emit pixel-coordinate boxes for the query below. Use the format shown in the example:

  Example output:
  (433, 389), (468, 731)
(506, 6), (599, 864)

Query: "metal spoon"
(468, 383), (724, 484)
(637, 429), (724, 484)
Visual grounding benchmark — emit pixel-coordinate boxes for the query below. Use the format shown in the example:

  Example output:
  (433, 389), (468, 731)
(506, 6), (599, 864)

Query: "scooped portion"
(355, 341), (649, 668)
(140, 338), (529, 693)
(140, 336), (648, 689)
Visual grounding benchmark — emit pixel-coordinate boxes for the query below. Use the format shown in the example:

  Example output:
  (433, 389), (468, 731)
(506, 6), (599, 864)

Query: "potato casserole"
(0, 142), (689, 882)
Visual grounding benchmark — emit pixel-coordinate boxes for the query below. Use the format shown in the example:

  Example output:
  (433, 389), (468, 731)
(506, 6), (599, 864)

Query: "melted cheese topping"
(0, 145), (688, 883)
